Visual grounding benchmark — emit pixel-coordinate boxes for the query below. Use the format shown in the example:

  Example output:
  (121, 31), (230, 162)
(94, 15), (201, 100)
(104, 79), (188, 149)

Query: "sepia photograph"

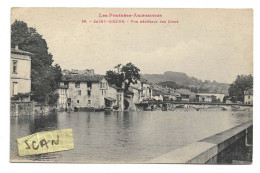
(9, 8), (253, 164)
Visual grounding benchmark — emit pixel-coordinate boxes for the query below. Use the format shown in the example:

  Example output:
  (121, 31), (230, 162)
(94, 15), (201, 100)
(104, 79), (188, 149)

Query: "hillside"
(142, 71), (229, 95)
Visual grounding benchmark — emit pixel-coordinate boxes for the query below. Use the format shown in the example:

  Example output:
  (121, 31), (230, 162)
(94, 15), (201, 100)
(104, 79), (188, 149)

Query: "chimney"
(15, 44), (19, 50)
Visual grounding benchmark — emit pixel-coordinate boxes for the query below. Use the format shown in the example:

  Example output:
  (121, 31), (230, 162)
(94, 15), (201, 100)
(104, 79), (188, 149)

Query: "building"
(54, 85), (69, 110)
(160, 88), (178, 101)
(130, 79), (153, 102)
(106, 85), (124, 110)
(152, 90), (164, 101)
(244, 88), (253, 105)
(10, 45), (32, 101)
(129, 86), (142, 103)
(59, 74), (109, 110)
(141, 82), (153, 101)
(175, 89), (196, 102)
(195, 93), (225, 103)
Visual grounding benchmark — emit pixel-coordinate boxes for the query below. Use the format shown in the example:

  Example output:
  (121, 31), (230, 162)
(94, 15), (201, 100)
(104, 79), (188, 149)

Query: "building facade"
(195, 93), (225, 103)
(244, 88), (253, 105)
(106, 85), (125, 110)
(54, 86), (69, 110)
(10, 46), (32, 101)
(59, 74), (109, 110)
(130, 79), (153, 102)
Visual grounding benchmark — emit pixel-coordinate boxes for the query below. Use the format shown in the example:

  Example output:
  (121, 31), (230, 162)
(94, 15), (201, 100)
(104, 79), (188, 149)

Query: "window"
(102, 90), (103, 95)
(13, 82), (18, 95)
(248, 96), (250, 99)
(13, 60), (18, 73)
(100, 82), (102, 88)
(75, 82), (80, 88)
(88, 100), (91, 104)
(87, 82), (92, 89)
(77, 100), (80, 103)
(64, 82), (69, 87)
(78, 90), (81, 95)
(88, 90), (91, 96)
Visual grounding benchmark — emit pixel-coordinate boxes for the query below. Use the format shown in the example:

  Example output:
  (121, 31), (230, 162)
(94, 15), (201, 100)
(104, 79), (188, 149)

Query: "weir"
(147, 120), (253, 164)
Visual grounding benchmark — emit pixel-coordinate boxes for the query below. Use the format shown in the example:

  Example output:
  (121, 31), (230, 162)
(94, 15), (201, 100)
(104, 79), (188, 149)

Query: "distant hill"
(142, 71), (190, 85)
(142, 71), (230, 95)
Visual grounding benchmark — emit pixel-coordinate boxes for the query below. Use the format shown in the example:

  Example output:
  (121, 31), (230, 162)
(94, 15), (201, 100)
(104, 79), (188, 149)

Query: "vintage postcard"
(10, 8), (253, 164)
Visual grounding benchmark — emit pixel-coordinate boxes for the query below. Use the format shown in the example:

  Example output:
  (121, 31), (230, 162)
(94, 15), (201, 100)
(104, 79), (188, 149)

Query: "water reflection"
(29, 113), (58, 134)
(122, 111), (133, 129)
(10, 110), (252, 162)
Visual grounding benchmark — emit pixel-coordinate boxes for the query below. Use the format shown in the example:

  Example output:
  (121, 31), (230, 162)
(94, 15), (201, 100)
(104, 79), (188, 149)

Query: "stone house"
(129, 86), (142, 103)
(59, 74), (109, 110)
(244, 88), (253, 105)
(54, 85), (69, 110)
(195, 93), (225, 103)
(10, 45), (32, 101)
(106, 85), (125, 110)
(130, 79), (153, 102)
(175, 89), (196, 102)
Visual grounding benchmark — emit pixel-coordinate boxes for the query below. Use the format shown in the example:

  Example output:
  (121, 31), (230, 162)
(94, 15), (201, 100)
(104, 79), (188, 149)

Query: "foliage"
(143, 72), (230, 95)
(105, 70), (124, 88)
(105, 63), (141, 91)
(228, 74), (253, 102)
(11, 20), (62, 104)
(158, 81), (212, 93)
(11, 93), (30, 101)
(48, 93), (60, 106)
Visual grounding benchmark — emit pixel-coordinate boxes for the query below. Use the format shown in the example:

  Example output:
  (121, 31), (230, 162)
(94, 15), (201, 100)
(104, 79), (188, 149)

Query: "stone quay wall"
(10, 101), (34, 116)
(147, 120), (253, 164)
(11, 101), (57, 116)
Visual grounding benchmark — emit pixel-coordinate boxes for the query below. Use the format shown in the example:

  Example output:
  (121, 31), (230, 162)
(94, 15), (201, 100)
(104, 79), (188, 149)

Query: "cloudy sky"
(11, 8), (253, 83)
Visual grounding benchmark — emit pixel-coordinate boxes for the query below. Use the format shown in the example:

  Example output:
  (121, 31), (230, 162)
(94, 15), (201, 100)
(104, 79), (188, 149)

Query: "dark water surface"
(10, 110), (252, 162)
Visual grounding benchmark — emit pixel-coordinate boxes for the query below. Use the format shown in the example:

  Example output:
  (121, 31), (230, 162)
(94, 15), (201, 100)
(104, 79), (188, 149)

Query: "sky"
(11, 8), (253, 83)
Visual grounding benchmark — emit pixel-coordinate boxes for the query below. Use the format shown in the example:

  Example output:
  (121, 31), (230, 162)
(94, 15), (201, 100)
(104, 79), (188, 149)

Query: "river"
(10, 110), (252, 163)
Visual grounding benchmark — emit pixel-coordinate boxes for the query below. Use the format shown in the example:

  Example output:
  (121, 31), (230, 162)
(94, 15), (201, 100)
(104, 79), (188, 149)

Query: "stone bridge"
(135, 101), (253, 111)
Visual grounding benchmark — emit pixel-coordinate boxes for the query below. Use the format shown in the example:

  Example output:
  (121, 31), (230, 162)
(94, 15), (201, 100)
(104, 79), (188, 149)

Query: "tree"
(121, 63), (141, 90)
(105, 70), (124, 88)
(105, 62), (141, 91)
(48, 93), (60, 106)
(11, 20), (62, 103)
(228, 74), (253, 102)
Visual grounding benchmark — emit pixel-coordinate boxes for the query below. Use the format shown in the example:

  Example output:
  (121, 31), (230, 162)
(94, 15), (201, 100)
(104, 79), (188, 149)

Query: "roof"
(175, 89), (194, 96)
(110, 85), (124, 90)
(196, 93), (225, 96)
(244, 88), (253, 95)
(11, 48), (33, 56)
(61, 74), (105, 82)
